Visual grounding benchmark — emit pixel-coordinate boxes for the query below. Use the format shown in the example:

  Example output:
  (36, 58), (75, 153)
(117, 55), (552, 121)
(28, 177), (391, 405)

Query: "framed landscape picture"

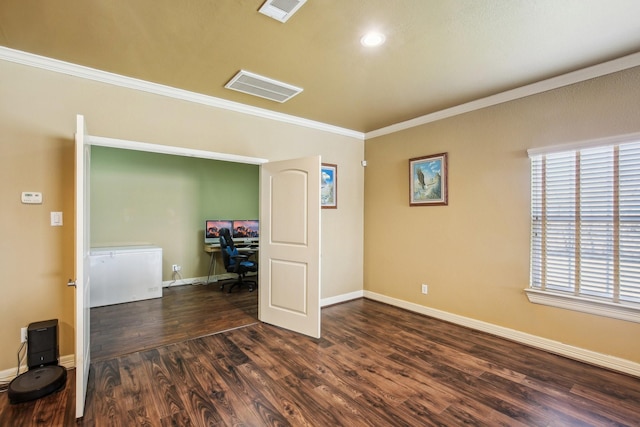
(321, 163), (337, 209)
(409, 152), (448, 206)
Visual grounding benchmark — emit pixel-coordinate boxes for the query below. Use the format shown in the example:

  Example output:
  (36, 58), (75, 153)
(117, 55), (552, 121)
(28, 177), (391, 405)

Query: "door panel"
(260, 156), (321, 338)
(270, 260), (307, 313)
(271, 170), (307, 244)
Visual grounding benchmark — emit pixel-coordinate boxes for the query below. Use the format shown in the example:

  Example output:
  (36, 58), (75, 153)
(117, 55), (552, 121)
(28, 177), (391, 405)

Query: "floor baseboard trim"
(321, 290), (364, 307)
(163, 276), (213, 287)
(162, 274), (253, 288)
(363, 291), (640, 378)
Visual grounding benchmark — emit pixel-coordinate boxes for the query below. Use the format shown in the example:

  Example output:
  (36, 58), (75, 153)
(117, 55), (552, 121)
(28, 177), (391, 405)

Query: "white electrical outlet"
(421, 284), (428, 294)
(172, 264), (181, 272)
(21, 327), (28, 343)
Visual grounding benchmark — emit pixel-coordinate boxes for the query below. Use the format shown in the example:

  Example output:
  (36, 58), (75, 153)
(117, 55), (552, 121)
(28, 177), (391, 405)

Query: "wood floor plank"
(118, 352), (162, 425)
(437, 399), (531, 427)
(240, 337), (362, 425)
(570, 382), (640, 419)
(185, 336), (272, 426)
(209, 356), (291, 426)
(389, 350), (558, 425)
(157, 344), (225, 426)
(223, 327), (297, 381)
(91, 358), (130, 427)
(139, 348), (189, 419)
(236, 362), (316, 426)
(27, 374), (72, 426)
(310, 381), (392, 427)
(185, 355), (247, 426)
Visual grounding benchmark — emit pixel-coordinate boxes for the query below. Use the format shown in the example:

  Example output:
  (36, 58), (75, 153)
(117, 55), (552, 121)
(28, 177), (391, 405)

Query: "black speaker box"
(27, 319), (59, 369)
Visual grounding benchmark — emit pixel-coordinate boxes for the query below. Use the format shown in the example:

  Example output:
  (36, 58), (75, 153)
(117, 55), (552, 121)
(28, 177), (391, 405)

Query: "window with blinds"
(528, 136), (640, 322)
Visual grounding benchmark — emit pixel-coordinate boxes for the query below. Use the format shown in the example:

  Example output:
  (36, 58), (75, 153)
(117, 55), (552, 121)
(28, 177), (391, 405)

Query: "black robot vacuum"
(8, 319), (67, 404)
(8, 365), (67, 404)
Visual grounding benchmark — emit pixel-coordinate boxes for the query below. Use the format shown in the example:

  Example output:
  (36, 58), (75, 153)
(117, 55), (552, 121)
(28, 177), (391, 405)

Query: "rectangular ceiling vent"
(225, 70), (303, 103)
(258, 0), (307, 23)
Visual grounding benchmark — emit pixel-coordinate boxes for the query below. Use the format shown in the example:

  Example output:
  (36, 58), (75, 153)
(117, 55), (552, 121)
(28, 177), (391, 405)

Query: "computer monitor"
(204, 220), (233, 245)
(232, 220), (259, 244)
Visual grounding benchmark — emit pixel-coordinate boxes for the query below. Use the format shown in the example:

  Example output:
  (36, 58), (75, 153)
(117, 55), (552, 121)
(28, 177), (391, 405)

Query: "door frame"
(88, 135), (268, 165)
(74, 115), (91, 418)
(79, 133), (272, 405)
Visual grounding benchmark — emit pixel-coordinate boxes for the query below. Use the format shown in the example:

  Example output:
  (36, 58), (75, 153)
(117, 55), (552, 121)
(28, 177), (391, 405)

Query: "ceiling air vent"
(224, 70), (303, 103)
(258, 0), (307, 23)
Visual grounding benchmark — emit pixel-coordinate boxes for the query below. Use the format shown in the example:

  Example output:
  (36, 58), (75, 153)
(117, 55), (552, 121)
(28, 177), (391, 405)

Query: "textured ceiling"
(1, 0), (639, 133)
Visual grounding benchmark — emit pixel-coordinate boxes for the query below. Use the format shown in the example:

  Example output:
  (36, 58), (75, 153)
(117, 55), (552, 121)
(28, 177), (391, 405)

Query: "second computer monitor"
(232, 220), (259, 244)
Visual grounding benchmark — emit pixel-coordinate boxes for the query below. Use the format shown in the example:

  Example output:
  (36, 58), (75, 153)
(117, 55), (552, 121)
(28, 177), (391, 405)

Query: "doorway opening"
(87, 138), (266, 361)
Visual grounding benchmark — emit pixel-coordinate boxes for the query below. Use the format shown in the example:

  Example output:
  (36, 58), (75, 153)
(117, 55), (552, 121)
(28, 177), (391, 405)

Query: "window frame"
(526, 132), (640, 323)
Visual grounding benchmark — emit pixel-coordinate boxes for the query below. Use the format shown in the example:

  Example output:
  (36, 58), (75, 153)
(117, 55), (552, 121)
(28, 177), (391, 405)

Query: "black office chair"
(219, 228), (257, 293)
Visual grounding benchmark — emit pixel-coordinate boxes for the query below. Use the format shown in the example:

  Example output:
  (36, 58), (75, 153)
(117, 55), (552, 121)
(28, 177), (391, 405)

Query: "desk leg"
(206, 251), (217, 284)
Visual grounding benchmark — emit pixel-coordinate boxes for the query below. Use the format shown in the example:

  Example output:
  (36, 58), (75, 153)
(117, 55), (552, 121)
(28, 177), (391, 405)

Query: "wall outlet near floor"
(421, 284), (428, 294)
(172, 264), (181, 272)
(21, 327), (28, 343)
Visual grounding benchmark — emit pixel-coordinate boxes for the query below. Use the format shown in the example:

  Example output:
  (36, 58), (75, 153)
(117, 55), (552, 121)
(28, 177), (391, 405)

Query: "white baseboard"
(162, 275), (226, 287)
(162, 273), (257, 288)
(163, 275), (206, 287)
(321, 290), (364, 307)
(363, 290), (640, 378)
(0, 354), (75, 384)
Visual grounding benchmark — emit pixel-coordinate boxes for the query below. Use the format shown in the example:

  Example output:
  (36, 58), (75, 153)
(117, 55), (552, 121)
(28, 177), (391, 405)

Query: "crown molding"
(2, 46), (639, 142)
(0, 46), (364, 140)
(366, 51), (640, 139)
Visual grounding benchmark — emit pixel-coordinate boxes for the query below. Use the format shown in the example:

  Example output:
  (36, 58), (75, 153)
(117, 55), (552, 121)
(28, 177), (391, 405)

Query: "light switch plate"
(51, 212), (63, 226)
(21, 192), (42, 204)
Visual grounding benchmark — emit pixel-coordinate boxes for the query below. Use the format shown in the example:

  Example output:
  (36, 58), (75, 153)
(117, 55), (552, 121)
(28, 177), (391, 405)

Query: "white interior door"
(74, 114), (91, 418)
(259, 156), (321, 338)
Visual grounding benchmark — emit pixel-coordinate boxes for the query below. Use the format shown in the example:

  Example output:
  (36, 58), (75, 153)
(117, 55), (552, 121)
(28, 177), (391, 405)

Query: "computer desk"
(204, 244), (258, 284)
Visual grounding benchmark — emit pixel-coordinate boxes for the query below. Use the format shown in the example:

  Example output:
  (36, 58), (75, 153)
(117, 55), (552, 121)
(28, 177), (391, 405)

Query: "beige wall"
(0, 59), (364, 371)
(364, 66), (640, 363)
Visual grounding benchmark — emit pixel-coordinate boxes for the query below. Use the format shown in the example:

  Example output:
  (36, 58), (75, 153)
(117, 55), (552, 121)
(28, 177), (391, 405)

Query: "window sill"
(525, 288), (640, 324)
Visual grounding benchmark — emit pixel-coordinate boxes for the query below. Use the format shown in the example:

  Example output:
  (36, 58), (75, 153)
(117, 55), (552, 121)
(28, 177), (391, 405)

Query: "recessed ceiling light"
(360, 32), (386, 47)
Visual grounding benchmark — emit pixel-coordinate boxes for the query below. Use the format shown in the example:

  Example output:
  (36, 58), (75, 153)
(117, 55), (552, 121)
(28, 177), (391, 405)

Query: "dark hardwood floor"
(2, 297), (639, 426)
(91, 282), (258, 361)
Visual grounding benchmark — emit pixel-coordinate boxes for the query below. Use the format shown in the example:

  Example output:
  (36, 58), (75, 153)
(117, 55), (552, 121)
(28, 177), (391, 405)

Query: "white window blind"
(529, 137), (640, 320)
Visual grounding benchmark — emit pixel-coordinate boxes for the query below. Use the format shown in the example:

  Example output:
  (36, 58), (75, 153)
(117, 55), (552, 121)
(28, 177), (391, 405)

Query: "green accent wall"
(90, 146), (258, 279)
